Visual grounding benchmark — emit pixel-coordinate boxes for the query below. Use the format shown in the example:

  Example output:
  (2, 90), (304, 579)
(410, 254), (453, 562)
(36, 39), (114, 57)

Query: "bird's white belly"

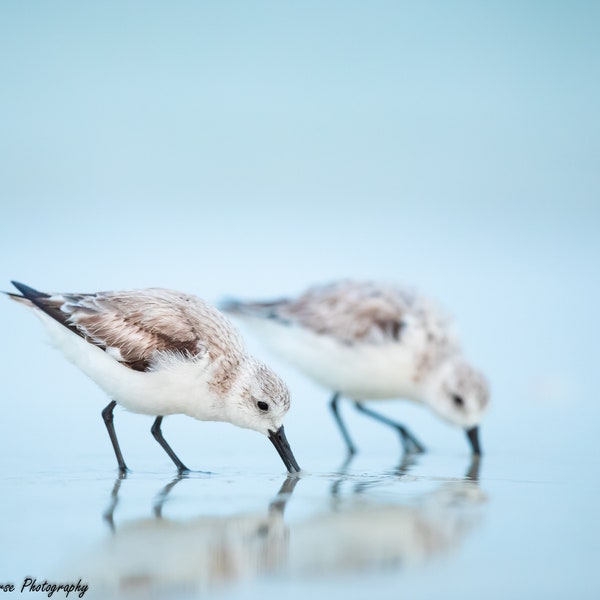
(37, 312), (216, 419)
(246, 319), (421, 401)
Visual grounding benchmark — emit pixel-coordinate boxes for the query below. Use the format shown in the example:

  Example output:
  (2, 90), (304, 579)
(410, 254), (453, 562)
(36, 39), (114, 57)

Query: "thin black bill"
(268, 425), (301, 473)
(466, 426), (482, 455)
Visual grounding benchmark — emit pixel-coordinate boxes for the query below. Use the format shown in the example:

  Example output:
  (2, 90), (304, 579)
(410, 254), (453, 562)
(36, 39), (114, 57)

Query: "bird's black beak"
(268, 425), (301, 473)
(466, 426), (482, 455)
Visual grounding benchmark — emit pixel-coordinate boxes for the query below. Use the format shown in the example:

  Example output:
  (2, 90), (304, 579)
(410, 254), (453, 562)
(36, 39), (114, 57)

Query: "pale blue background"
(1, 2), (599, 598)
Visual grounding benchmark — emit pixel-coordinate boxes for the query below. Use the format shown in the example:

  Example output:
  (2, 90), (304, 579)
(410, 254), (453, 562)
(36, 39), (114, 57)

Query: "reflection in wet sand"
(74, 476), (298, 596)
(291, 457), (486, 574)
(71, 458), (486, 596)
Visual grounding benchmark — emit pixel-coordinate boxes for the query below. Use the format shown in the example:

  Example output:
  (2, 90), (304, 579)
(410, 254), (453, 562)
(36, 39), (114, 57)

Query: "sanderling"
(222, 280), (489, 455)
(6, 281), (300, 473)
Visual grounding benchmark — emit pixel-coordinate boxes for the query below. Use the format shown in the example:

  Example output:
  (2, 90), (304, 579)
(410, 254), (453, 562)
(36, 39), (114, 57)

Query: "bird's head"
(424, 355), (490, 454)
(230, 358), (300, 473)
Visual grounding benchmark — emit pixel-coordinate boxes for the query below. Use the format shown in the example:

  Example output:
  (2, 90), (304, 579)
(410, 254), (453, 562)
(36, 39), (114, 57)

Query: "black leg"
(102, 401), (129, 473)
(354, 402), (426, 454)
(151, 416), (189, 473)
(465, 454), (481, 481)
(329, 392), (357, 455)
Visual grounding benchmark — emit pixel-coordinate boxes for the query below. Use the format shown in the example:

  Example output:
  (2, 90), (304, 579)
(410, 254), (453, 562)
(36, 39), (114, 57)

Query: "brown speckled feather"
(33, 288), (246, 374)
(225, 281), (461, 380)
(234, 281), (454, 347)
(283, 281), (411, 344)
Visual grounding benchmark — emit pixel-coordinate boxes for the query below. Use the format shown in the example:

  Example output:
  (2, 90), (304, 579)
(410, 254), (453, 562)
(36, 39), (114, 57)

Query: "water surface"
(2, 447), (597, 599)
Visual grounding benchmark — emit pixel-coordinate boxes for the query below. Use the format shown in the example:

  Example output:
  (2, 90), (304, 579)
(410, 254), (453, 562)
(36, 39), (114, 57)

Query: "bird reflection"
(70, 457), (486, 594)
(292, 455), (486, 574)
(331, 452), (421, 500)
(152, 473), (187, 518)
(102, 471), (127, 533)
(74, 475), (299, 596)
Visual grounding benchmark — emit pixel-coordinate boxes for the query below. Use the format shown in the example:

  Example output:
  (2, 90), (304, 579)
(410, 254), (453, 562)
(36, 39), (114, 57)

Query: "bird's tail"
(219, 297), (288, 319)
(3, 281), (49, 307)
(3, 291), (30, 305)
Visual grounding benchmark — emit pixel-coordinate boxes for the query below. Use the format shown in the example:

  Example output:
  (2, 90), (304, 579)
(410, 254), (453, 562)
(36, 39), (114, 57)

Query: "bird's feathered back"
(224, 280), (456, 350)
(9, 282), (246, 374)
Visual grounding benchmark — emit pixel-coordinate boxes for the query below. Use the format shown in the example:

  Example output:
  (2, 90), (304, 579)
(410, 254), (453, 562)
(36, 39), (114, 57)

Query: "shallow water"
(2, 444), (598, 600)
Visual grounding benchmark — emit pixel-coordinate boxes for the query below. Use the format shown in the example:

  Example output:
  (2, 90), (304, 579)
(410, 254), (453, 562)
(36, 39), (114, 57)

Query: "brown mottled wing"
(231, 281), (413, 345)
(285, 281), (412, 344)
(33, 288), (219, 371)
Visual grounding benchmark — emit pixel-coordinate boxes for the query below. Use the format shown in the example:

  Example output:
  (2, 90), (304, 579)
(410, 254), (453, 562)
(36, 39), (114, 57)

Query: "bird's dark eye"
(452, 394), (465, 408)
(257, 401), (269, 412)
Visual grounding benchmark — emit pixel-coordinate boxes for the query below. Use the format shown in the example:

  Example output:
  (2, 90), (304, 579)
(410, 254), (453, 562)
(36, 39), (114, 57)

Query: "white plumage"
(7, 282), (300, 473)
(223, 280), (489, 454)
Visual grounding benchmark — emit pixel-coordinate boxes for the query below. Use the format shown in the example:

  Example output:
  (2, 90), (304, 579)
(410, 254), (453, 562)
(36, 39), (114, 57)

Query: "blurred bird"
(6, 281), (300, 473)
(222, 280), (489, 455)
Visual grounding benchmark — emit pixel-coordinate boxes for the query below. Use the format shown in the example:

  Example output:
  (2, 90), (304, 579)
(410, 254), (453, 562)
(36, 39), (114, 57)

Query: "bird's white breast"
(35, 311), (220, 420)
(243, 318), (424, 401)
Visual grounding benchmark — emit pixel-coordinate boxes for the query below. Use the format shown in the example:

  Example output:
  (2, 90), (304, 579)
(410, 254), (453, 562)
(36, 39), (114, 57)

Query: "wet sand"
(1, 447), (597, 600)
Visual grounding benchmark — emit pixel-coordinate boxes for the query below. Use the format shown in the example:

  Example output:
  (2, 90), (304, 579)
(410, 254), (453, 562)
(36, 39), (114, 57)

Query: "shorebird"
(222, 280), (489, 455)
(6, 281), (301, 473)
